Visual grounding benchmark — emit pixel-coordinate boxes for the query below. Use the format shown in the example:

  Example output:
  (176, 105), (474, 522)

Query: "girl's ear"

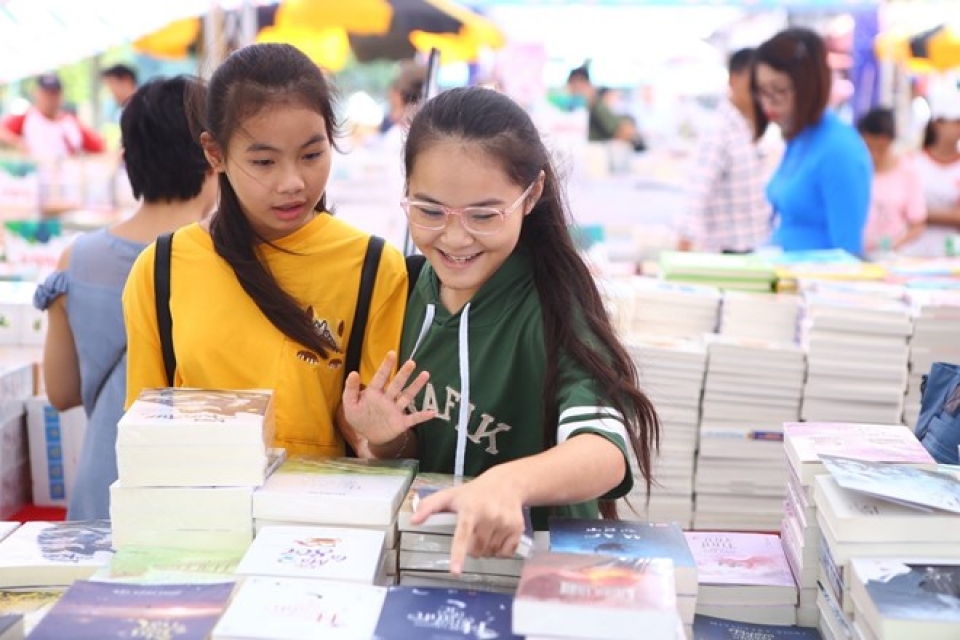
(524, 170), (547, 216)
(200, 132), (226, 173)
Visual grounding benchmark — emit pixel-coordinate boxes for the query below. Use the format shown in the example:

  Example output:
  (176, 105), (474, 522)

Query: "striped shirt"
(678, 99), (771, 252)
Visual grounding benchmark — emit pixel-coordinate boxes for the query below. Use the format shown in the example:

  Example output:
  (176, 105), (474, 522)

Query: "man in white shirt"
(677, 48), (771, 253)
(0, 73), (104, 159)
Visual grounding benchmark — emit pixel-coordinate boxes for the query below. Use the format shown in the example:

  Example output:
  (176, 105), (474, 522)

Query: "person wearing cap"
(0, 73), (105, 159)
(905, 89), (960, 257)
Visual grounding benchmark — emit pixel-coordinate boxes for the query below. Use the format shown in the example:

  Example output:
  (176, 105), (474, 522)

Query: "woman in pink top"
(856, 107), (926, 254)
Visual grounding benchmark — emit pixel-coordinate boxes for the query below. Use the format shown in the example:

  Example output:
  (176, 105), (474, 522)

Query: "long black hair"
(404, 87), (660, 516)
(201, 43), (340, 357)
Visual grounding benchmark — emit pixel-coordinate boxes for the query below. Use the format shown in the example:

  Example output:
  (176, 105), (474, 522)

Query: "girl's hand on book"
(412, 474), (526, 575)
(341, 351), (435, 446)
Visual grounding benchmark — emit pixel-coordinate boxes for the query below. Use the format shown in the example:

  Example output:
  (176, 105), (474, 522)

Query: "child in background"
(856, 107), (926, 255)
(34, 76), (218, 519)
(343, 87), (660, 574)
(123, 44), (412, 459)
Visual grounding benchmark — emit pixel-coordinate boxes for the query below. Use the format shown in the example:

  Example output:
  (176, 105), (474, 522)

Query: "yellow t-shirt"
(122, 213), (407, 458)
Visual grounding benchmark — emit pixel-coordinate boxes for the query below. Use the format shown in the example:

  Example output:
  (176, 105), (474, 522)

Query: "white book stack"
(684, 531), (798, 626)
(800, 292), (912, 425)
(627, 277), (721, 339)
(623, 337), (707, 527)
(0, 358), (33, 520)
(814, 473), (960, 627)
(252, 457), (417, 586)
(396, 473), (533, 593)
(903, 290), (960, 428)
(235, 525), (384, 584)
(694, 335), (805, 532)
(720, 291), (801, 343)
(111, 388), (277, 551)
(0, 282), (45, 347)
(0, 521), (112, 588)
(780, 421), (937, 629)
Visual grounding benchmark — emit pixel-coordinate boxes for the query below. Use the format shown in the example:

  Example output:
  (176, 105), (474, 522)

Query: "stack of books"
(512, 552), (683, 640)
(720, 290), (801, 343)
(813, 455), (960, 636)
(780, 421), (936, 629)
(623, 337), (707, 527)
(694, 335), (805, 532)
(626, 277), (721, 339)
(903, 290), (960, 427)
(800, 292), (912, 425)
(684, 531), (797, 626)
(848, 558), (960, 640)
(0, 358), (33, 520)
(110, 388), (279, 550)
(252, 456), (417, 586)
(549, 518), (698, 635)
(0, 521), (112, 589)
(658, 251), (777, 293)
(396, 473), (532, 594)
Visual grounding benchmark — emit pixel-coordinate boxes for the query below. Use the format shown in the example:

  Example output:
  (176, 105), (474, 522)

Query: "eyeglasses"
(753, 84), (793, 106)
(401, 181), (537, 236)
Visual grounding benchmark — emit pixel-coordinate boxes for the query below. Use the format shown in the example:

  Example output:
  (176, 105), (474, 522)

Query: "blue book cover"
(854, 559), (960, 624)
(27, 580), (234, 640)
(693, 614), (822, 639)
(549, 517), (695, 570)
(820, 454), (960, 514)
(372, 586), (521, 640)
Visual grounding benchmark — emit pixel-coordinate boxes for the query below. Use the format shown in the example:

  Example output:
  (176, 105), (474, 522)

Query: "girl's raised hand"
(341, 351), (435, 446)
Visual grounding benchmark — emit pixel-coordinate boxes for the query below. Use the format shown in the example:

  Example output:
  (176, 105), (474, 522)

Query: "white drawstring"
(454, 302), (471, 478)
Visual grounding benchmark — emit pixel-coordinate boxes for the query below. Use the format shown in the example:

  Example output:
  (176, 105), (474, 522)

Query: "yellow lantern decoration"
(134, 17), (201, 60)
(256, 24), (351, 73)
(275, 0), (393, 36)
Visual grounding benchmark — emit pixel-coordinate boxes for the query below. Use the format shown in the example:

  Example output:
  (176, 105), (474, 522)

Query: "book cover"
(549, 518), (695, 592)
(28, 580), (234, 640)
(213, 577), (386, 639)
(692, 614), (822, 639)
(253, 457), (417, 526)
(235, 525), (384, 583)
(821, 455), (960, 514)
(683, 532), (794, 587)
(852, 559), (960, 628)
(0, 590), (62, 634)
(372, 586), (520, 640)
(91, 545), (246, 584)
(0, 521), (113, 587)
(118, 388), (275, 446)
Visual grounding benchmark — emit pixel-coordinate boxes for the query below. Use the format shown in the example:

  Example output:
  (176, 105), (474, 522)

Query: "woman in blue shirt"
(753, 28), (872, 256)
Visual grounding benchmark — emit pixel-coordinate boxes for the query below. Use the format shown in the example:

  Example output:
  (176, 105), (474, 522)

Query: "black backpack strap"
(345, 235), (385, 378)
(154, 232), (176, 387)
(405, 253), (427, 299)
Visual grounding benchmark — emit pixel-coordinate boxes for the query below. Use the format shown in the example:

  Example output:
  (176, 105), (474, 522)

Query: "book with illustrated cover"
(821, 455), (960, 515)
(0, 590), (63, 636)
(783, 422), (935, 485)
(513, 552), (679, 640)
(252, 457), (417, 527)
(0, 521), (112, 588)
(692, 614), (822, 639)
(118, 388), (275, 447)
(89, 545), (245, 584)
(213, 577), (386, 640)
(549, 518), (696, 595)
(28, 580), (234, 640)
(373, 586), (520, 640)
(850, 558), (960, 638)
(235, 525), (384, 584)
(684, 532), (795, 606)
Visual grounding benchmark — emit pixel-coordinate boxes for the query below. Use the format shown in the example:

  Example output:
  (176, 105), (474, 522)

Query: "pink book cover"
(515, 552), (676, 612)
(683, 532), (794, 587)
(783, 422), (934, 466)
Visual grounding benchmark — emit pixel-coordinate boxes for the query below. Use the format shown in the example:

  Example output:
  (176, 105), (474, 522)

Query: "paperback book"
(692, 614), (822, 639)
(90, 545), (246, 584)
(373, 586), (521, 640)
(0, 521), (113, 587)
(821, 455), (960, 514)
(28, 580), (234, 640)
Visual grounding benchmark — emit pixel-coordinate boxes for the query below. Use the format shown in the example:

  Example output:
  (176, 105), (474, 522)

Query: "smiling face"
(203, 102), (332, 242)
(754, 63), (795, 133)
(407, 139), (541, 312)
